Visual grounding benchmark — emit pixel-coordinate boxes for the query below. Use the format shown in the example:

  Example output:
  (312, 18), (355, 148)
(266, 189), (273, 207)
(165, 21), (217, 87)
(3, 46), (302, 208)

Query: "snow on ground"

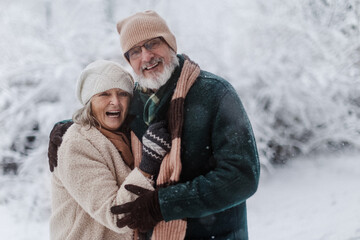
(248, 152), (360, 240)
(0, 205), (49, 240)
(0, 152), (359, 240)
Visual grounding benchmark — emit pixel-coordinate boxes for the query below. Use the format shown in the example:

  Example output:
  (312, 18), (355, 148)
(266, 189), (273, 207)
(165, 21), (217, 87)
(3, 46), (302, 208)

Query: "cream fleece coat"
(50, 124), (154, 240)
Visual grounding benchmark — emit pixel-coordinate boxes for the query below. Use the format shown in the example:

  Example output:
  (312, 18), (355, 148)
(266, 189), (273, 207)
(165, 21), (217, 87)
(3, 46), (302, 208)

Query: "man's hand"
(48, 121), (73, 172)
(139, 121), (171, 175)
(110, 184), (163, 232)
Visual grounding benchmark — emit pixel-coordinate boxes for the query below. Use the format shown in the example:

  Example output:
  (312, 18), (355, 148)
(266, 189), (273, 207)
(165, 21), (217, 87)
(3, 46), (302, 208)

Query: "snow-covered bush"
(0, 0), (123, 221)
(231, 0), (360, 164)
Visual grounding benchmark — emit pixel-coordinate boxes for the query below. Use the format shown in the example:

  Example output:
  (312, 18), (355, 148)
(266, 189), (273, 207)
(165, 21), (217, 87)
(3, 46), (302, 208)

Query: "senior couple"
(48, 10), (260, 240)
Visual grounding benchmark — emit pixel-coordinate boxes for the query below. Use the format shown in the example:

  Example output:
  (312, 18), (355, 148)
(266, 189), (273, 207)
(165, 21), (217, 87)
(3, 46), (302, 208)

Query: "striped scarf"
(131, 55), (200, 240)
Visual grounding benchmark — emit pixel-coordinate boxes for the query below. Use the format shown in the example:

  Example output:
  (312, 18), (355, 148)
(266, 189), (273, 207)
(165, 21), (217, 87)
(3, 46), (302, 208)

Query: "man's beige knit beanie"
(76, 60), (134, 105)
(116, 10), (177, 56)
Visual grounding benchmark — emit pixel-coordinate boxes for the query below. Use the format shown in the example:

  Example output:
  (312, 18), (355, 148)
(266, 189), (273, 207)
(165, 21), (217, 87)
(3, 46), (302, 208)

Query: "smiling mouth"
(143, 59), (162, 71)
(106, 111), (120, 118)
(144, 62), (159, 71)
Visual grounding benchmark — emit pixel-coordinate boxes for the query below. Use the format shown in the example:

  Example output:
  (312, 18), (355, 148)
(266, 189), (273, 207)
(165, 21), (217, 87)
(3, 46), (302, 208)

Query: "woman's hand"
(139, 121), (171, 175)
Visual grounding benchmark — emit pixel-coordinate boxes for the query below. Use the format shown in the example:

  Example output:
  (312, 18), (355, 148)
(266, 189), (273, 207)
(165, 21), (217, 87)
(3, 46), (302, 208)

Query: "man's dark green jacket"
(129, 55), (260, 240)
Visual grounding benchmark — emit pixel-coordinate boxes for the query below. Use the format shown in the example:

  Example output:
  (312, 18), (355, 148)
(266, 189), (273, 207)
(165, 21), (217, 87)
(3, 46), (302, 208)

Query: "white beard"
(135, 52), (179, 90)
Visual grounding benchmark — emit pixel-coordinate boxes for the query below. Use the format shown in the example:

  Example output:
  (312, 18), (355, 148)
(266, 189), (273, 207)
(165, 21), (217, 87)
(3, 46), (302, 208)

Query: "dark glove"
(110, 184), (163, 232)
(139, 121), (171, 175)
(48, 121), (73, 172)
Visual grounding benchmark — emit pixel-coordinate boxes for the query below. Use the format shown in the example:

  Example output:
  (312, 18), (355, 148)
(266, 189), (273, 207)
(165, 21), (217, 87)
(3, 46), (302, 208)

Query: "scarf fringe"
(151, 220), (187, 240)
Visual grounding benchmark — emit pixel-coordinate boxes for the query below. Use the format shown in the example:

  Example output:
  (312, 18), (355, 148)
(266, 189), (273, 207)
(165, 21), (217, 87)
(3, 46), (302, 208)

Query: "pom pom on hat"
(76, 60), (134, 105)
(117, 10), (177, 57)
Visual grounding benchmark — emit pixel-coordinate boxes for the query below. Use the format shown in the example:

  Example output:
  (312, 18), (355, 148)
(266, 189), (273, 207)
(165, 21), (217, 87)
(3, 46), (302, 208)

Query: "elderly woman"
(50, 60), (170, 240)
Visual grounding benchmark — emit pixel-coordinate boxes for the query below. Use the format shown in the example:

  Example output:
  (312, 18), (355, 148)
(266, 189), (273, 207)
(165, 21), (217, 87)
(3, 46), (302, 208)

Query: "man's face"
(127, 37), (174, 86)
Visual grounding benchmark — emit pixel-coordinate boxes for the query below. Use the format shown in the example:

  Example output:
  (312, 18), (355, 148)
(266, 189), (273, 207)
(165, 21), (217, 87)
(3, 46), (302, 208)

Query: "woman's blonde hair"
(72, 100), (100, 128)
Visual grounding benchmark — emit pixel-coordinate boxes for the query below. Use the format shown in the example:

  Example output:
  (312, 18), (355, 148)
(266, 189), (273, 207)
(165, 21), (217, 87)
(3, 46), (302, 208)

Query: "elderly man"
(113, 10), (260, 240)
(48, 10), (260, 240)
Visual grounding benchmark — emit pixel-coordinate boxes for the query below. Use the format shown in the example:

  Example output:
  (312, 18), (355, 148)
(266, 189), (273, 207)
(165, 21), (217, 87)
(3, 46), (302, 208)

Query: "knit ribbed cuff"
(139, 155), (161, 175)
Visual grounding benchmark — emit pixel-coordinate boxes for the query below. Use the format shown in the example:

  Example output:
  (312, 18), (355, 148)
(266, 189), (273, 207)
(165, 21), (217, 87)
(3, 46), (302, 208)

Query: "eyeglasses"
(125, 37), (164, 61)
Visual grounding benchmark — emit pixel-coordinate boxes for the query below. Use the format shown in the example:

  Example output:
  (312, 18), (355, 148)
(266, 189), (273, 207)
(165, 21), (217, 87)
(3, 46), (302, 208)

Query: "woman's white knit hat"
(76, 60), (134, 105)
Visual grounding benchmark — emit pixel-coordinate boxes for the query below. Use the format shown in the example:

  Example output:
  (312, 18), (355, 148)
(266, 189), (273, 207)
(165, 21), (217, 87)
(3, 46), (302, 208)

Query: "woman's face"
(91, 88), (131, 131)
